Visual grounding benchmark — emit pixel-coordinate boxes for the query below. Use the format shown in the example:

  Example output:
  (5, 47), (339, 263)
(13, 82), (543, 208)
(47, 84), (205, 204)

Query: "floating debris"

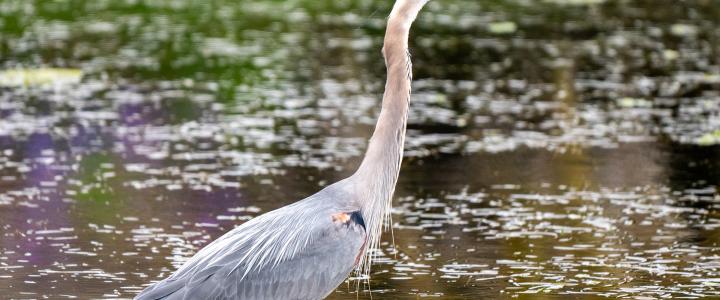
(0, 68), (82, 87)
(487, 22), (517, 34)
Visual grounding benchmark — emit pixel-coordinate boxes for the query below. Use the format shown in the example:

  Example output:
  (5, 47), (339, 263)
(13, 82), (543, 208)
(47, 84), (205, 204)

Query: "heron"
(135, 0), (429, 299)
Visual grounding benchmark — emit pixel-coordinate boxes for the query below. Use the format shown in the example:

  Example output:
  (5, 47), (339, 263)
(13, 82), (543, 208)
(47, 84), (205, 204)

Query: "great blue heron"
(135, 0), (429, 299)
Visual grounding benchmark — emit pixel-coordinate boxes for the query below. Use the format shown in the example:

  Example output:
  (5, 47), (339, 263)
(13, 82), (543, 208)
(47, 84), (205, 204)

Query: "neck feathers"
(352, 0), (427, 275)
(355, 0), (426, 197)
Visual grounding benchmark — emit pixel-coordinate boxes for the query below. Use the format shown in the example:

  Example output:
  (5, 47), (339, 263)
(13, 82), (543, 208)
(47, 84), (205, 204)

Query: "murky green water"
(1, 0), (720, 298)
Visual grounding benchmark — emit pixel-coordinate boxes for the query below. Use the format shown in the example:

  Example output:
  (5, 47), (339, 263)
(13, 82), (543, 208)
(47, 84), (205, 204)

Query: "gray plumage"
(136, 181), (365, 299)
(135, 1), (429, 299)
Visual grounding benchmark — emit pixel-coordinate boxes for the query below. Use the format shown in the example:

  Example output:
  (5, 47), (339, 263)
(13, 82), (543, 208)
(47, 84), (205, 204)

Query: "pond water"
(1, 0), (720, 299)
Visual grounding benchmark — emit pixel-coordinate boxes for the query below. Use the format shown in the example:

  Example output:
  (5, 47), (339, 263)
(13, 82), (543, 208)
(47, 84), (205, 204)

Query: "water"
(1, 0), (719, 298)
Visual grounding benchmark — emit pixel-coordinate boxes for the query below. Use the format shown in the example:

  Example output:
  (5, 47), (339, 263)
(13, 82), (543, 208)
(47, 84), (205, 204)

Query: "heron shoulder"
(164, 179), (362, 279)
(137, 193), (366, 299)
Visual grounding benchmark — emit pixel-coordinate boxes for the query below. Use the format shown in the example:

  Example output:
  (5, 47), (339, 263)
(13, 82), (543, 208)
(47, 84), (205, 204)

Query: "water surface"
(1, 0), (719, 298)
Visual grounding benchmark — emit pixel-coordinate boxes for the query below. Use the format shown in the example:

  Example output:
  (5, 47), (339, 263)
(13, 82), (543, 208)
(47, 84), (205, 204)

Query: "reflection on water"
(1, 0), (719, 298)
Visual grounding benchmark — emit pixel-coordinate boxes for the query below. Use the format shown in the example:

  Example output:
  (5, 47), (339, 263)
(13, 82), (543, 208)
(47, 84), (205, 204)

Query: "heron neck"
(353, 0), (425, 213)
(349, 0), (426, 275)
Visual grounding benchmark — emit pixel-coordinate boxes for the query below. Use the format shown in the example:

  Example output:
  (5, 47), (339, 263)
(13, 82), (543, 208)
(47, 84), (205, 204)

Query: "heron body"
(136, 1), (428, 299)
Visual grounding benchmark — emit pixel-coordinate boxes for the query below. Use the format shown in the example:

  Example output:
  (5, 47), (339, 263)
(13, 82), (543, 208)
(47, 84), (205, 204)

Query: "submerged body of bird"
(135, 0), (429, 299)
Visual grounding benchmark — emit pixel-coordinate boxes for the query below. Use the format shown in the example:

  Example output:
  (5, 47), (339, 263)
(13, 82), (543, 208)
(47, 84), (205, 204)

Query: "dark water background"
(1, 0), (720, 298)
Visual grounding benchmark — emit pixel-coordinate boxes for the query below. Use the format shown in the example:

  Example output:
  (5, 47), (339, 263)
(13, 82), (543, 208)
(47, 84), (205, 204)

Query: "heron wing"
(136, 194), (365, 300)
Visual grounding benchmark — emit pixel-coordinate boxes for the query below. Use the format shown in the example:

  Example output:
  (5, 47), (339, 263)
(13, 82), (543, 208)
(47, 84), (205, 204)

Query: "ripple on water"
(379, 185), (720, 298)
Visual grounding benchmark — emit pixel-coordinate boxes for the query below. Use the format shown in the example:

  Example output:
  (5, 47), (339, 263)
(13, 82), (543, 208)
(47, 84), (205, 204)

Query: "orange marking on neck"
(332, 213), (351, 223)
